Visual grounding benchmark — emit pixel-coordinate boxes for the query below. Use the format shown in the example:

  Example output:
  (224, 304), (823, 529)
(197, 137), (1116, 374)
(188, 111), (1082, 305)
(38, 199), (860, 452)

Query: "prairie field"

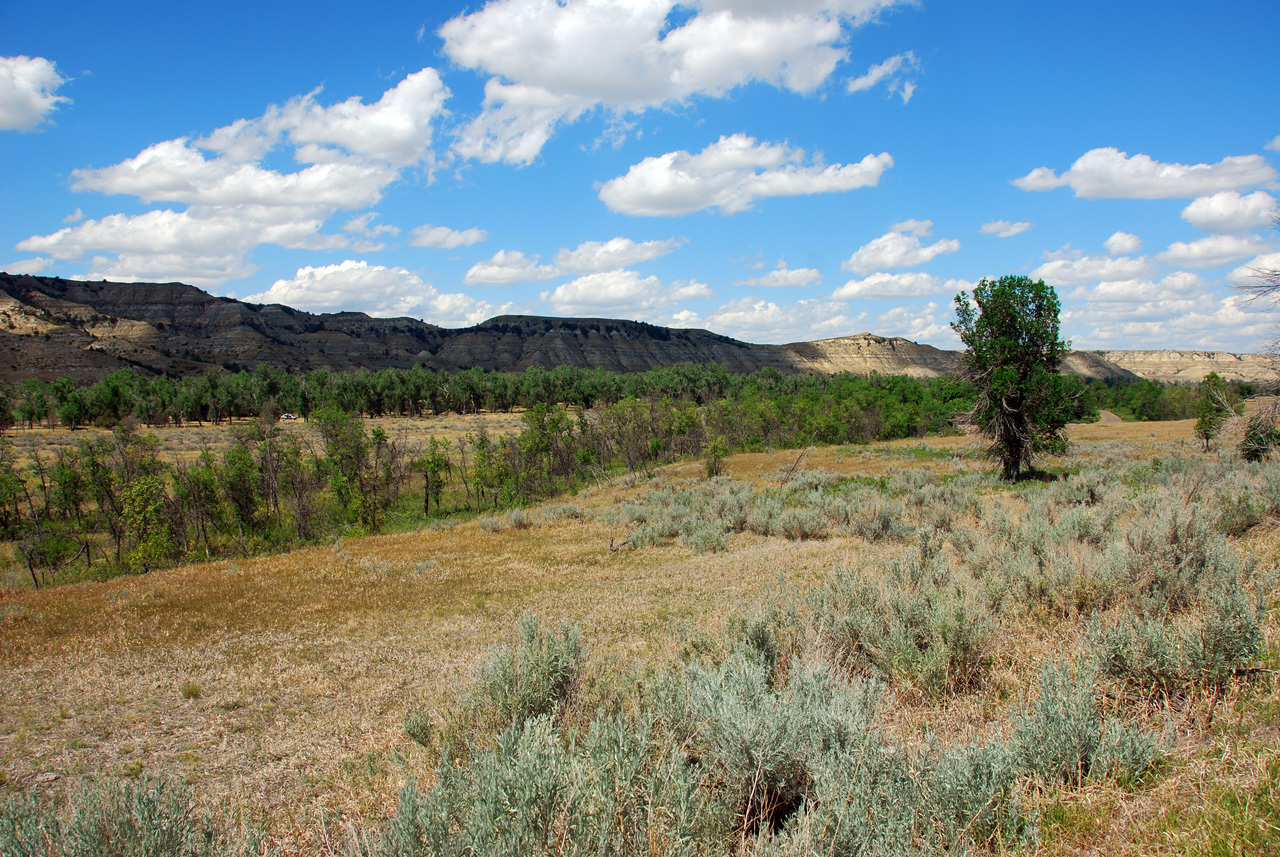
(1, 416), (1277, 856)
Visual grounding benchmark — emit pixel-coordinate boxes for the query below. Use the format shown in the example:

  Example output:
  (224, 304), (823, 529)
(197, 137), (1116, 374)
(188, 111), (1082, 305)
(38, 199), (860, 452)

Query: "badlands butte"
(0, 272), (1274, 385)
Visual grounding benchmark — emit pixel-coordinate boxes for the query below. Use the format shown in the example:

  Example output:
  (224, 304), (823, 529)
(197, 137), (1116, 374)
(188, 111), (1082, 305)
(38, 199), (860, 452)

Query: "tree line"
(2, 359), (1250, 588)
(0, 362), (1249, 435)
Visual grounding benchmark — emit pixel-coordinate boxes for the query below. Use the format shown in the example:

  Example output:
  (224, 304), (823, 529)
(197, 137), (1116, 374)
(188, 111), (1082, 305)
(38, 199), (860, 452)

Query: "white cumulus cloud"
(18, 205), (348, 287)
(410, 224), (489, 249)
(841, 227), (960, 274)
(1013, 147), (1277, 199)
(0, 55), (70, 131)
(874, 301), (956, 344)
(3, 258), (54, 275)
(464, 249), (560, 285)
(832, 271), (974, 300)
(1180, 191), (1277, 234)
(733, 259), (822, 288)
(554, 237), (681, 274)
(980, 220), (1032, 238)
(540, 268), (712, 321)
(440, 0), (910, 164)
(243, 260), (504, 325)
(1228, 252), (1280, 290)
(846, 51), (920, 102)
(599, 134), (892, 216)
(23, 69), (452, 287)
(1031, 253), (1153, 286)
(704, 296), (858, 344)
(1104, 232), (1142, 256)
(1156, 234), (1272, 268)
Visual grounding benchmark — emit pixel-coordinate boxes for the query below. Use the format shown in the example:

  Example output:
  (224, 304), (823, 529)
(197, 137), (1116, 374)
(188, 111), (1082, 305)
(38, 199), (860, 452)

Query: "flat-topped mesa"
(0, 272), (1273, 385)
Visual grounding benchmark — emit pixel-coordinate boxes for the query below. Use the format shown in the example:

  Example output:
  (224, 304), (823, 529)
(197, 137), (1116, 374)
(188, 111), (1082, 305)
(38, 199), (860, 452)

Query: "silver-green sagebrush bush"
(0, 778), (262, 857)
(1014, 659), (1163, 788)
(1090, 583), (1261, 693)
(812, 537), (994, 698)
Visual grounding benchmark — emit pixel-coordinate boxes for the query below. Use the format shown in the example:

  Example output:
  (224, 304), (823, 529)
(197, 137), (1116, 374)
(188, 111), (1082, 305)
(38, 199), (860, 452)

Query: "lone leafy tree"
(952, 275), (1073, 480)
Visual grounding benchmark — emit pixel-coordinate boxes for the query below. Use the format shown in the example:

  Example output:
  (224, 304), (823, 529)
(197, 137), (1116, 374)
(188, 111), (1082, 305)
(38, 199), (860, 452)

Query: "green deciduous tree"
(1194, 372), (1231, 452)
(952, 275), (1074, 480)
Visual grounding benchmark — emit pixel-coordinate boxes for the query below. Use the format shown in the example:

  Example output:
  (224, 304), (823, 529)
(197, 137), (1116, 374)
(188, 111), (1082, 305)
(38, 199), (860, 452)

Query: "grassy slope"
(0, 417), (1276, 855)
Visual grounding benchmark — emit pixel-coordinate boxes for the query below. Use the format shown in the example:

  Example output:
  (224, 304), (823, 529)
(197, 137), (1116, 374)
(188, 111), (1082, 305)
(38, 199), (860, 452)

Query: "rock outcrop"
(1092, 350), (1277, 385)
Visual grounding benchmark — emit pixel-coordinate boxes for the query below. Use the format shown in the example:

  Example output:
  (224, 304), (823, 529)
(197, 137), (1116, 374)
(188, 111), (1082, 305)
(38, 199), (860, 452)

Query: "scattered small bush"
(1014, 659), (1162, 787)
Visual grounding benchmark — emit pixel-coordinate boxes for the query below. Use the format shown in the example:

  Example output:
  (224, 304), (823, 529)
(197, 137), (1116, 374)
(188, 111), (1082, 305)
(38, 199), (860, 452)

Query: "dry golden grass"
(1, 411), (526, 470)
(0, 415), (1275, 856)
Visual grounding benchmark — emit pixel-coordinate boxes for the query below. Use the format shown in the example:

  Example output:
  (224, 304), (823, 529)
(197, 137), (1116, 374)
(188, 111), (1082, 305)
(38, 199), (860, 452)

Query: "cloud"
(63, 208), (84, 224)
(540, 268), (711, 321)
(1103, 231), (1142, 255)
(1180, 191), (1277, 234)
(440, 0), (910, 163)
(19, 205), (342, 258)
(554, 237), (681, 274)
(874, 301), (956, 344)
(197, 68), (449, 168)
(832, 271), (974, 300)
(599, 134), (892, 216)
(3, 258), (54, 275)
(733, 260), (822, 288)
(342, 213), (400, 238)
(452, 80), (592, 165)
(0, 55), (70, 131)
(846, 51), (920, 102)
(1228, 252), (1280, 290)
(463, 249), (560, 285)
(1157, 234), (1271, 268)
(890, 218), (932, 236)
(840, 227), (960, 274)
(1071, 271), (1207, 305)
(77, 253), (257, 289)
(980, 220), (1032, 238)
(71, 138), (398, 209)
(25, 69), (452, 287)
(410, 223), (489, 249)
(1266, 135), (1280, 153)
(703, 296), (858, 344)
(1013, 147), (1277, 199)
(1061, 284), (1279, 351)
(243, 260), (504, 325)
(1031, 252), (1153, 286)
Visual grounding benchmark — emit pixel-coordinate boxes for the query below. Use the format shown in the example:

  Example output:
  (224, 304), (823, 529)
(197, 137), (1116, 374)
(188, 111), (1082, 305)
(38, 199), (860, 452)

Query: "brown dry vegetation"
(0, 416), (1277, 855)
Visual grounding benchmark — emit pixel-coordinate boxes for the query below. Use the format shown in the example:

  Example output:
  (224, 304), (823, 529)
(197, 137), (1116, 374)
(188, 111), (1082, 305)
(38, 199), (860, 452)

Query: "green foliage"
(952, 275), (1073, 480)
(1091, 584), (1261, 693)
(0, 777), (256, 856)
(1194, 372), (1232, 451)
(465, 613), (586, 733)
(813, 536), (994, 698)
(1014, 659), (1163, 787)
(122, 474), (174, 573)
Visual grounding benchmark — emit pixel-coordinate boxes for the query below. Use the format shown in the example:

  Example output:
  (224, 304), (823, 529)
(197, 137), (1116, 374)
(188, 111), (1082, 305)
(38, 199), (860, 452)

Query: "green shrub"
(1014, 659), (1162, 787)
(470, 612), (585, 729)
(813, 548), (993, 698)
(1091, 584), (1261, 693)
(0, 777), (254, 857)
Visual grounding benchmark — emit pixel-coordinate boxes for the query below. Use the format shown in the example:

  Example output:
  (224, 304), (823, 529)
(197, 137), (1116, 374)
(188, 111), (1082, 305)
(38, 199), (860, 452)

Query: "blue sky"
(2, 0), (1279, 350)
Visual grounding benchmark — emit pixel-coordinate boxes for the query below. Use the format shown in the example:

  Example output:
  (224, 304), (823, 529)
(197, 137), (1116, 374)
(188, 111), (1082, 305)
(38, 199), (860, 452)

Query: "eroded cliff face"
(1093, 350), (1278, 385)
(767, 333), (961, 378)
(0, 273), (1274, 385)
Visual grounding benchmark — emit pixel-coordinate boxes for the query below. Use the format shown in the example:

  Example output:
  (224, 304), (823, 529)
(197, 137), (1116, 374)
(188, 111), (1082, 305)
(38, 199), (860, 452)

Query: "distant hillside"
(0, 273), (1274, 385)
